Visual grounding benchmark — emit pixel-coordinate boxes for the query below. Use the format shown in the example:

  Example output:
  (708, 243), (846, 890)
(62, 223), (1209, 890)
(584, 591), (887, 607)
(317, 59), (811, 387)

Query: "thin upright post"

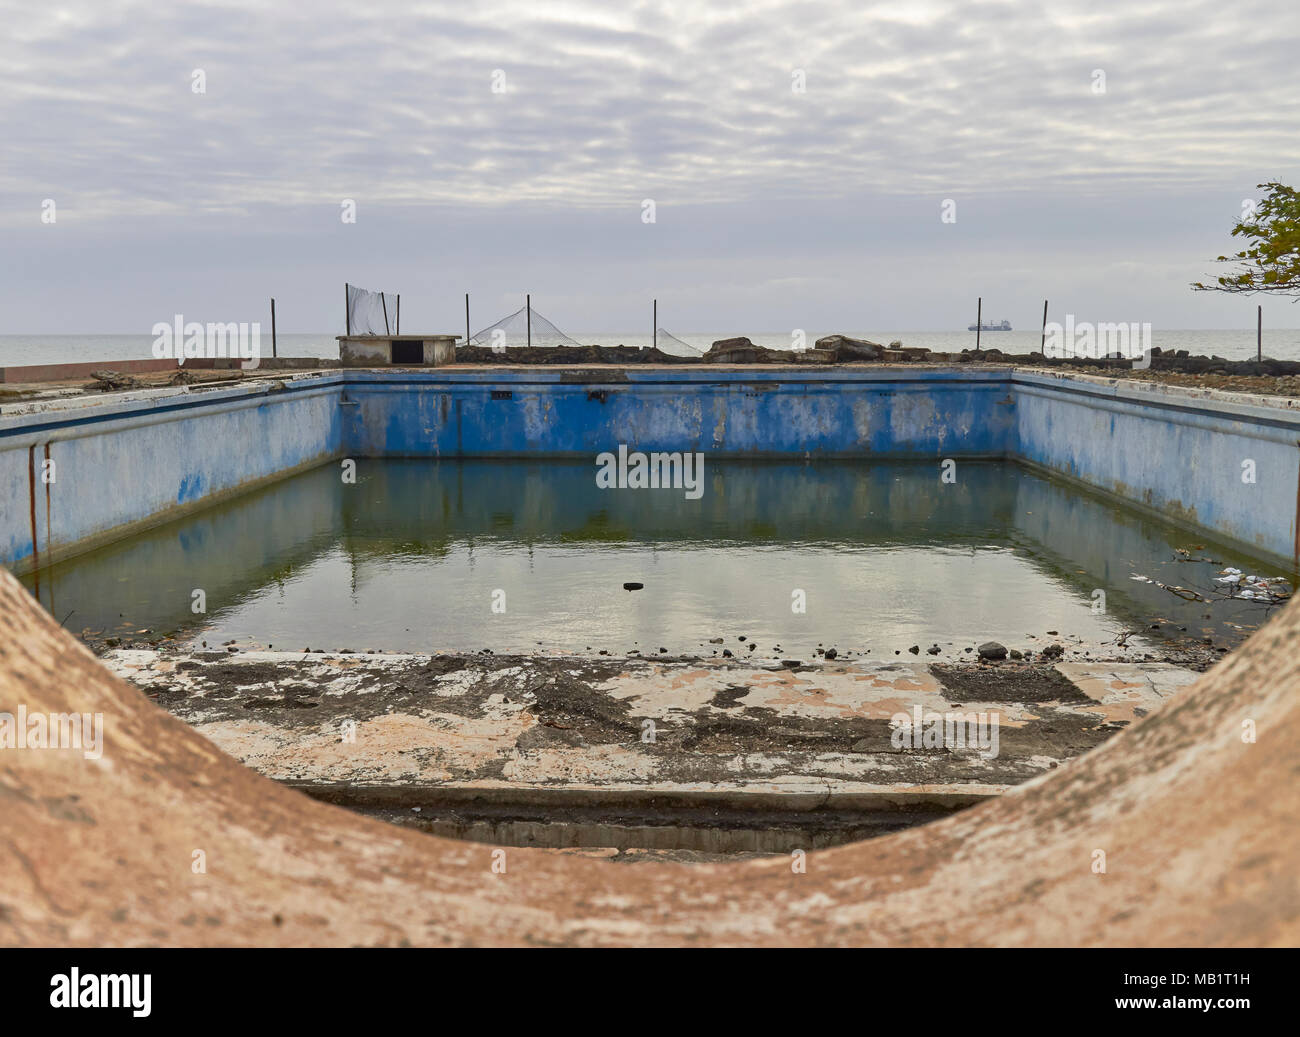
(1258, 305), (1263, 362)
(345, 283), (351, 336)
(396, 295), (400, 335)
(1040, 299), (1048, 351)
(465, 293), (470, 345)
(976, 297), (982, 352)
(381, 293), (390, 335)
(653, 299), (657, 350)
(527, 294), (531, 348)
(270, 298), (277, 358)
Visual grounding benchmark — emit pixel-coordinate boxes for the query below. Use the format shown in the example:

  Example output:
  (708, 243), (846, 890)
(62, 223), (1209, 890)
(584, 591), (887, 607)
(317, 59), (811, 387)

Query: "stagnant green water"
(20, 459), (1288, 658)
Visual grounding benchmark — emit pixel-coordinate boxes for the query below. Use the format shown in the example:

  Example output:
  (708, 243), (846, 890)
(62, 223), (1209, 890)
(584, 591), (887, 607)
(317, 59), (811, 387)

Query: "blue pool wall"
(342, 368), (1017, 459)
(2, 367), (1297, 574)
(0, 379), (342, 573)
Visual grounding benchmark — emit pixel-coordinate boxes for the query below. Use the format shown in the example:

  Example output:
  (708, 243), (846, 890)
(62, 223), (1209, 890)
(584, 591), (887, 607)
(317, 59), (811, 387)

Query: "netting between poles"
(469, 305), (583, 348)
(654, 328), (703, 357)
(346, 284), (399, 335)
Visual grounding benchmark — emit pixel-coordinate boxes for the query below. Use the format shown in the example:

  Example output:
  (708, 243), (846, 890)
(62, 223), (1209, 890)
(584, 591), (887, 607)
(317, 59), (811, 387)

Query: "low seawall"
(1, 366), (1297, 575)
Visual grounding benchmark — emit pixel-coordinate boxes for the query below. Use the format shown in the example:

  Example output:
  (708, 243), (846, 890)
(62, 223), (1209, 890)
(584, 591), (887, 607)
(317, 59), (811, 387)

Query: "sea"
(3, 329), (1300, 367)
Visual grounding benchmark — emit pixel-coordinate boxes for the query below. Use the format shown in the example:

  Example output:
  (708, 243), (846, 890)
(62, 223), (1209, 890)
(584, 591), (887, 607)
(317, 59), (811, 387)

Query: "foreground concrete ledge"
(1, 568), (1297, 945)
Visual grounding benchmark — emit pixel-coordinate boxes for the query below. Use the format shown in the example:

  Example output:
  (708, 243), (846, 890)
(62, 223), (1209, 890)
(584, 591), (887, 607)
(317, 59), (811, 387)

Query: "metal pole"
(345, 283), (351, 336)
(396, 294), (400, 335)
(1258, 305), (1263, 362)
(976, 297), (982, 352)
(653, 299), (657, 350)
(527, 294), (531, 348)
(465, 293), (470, 345)
(270, 298), (277, 358)
(1040, 299), (1048, 352)
(381, 293), (390, 335)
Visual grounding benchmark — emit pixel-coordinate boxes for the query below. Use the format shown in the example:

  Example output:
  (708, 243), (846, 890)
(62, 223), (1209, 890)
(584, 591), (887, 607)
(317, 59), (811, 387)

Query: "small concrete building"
(337, 335), (459, 367)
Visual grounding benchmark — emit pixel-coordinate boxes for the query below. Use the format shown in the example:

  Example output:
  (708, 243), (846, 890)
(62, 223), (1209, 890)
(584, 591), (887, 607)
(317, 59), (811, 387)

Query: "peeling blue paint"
(177, 472), (205, 504)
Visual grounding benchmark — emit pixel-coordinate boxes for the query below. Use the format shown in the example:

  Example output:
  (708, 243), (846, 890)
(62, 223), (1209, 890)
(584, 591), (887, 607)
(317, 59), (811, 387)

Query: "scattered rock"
(813, 334), (883, 362)
(516, 725), (587, 750)
(977, 641), (1008, 661)
(89, 369), (143, 391)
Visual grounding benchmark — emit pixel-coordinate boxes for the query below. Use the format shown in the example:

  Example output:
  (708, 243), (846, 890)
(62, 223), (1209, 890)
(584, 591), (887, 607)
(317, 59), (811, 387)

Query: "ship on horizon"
(969, 319), (1012, 331)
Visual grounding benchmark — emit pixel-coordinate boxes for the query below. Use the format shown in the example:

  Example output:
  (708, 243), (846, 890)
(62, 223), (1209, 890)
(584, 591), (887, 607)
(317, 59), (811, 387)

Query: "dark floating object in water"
(623, 582), (644, 591)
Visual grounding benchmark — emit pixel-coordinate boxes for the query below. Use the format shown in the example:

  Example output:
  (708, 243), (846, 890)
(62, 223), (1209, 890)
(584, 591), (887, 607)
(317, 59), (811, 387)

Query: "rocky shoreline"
(454, 334), (1300, 399)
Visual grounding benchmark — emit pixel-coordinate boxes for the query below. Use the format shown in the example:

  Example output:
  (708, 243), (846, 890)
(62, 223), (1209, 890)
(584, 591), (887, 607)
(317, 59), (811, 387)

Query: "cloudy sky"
(3, 0), (1300, 335)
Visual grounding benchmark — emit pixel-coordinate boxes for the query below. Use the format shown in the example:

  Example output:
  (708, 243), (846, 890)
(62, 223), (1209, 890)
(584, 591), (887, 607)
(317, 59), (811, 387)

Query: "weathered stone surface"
(793, 349), (837, 364)
(710, 337), (755, 351)
(703, 338), (780, 364)
(813, 335), (883, 361)
(1, 568), (1298, 946)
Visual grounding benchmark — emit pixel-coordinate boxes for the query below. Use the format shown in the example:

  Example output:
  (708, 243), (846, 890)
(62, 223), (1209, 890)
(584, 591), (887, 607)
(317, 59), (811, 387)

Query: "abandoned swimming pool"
(5, 363), (1298, 854)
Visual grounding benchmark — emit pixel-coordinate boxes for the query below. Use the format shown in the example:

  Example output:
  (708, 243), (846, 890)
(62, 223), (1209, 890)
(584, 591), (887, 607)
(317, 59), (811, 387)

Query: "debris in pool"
(623, 582), (644, 591)
(978, 641), (1008, 661)
(824, 648), (837, 659)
